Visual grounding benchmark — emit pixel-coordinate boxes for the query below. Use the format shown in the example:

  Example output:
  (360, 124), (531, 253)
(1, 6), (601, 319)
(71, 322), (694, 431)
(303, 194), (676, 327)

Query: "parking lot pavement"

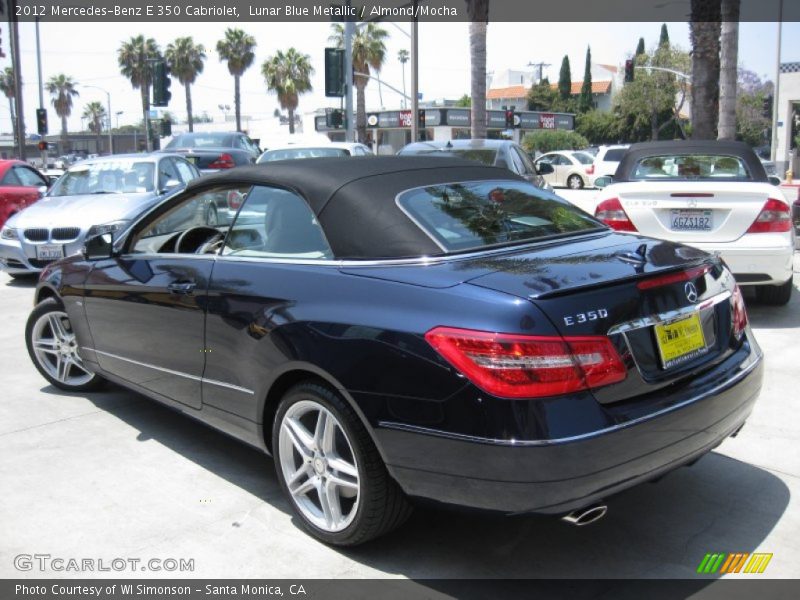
(1, 266), (799, 580)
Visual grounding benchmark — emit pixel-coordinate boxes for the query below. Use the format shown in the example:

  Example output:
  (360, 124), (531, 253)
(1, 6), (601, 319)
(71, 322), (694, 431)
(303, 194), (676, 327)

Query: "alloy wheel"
(278, 400), (360, 533)
(30, 310), (95, 387)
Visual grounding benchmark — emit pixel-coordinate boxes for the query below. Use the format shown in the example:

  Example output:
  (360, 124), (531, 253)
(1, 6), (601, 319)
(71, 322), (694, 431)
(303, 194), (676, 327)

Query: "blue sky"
(1, 20), (798, 133)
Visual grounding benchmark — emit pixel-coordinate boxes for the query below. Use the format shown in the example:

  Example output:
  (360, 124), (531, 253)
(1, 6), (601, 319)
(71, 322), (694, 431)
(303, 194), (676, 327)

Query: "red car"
(0, 160), (49, 229)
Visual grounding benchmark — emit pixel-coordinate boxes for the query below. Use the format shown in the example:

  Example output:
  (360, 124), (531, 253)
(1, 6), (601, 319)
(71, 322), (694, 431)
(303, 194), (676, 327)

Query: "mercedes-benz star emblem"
(685, 282), (699, 303)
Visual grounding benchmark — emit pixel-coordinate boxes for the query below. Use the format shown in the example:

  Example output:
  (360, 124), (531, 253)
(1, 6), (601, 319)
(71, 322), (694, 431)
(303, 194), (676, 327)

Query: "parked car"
(162, 132), (261, 172)
(534, 150), (596, 189)
(593, 144), (630, 183)
(593, 140), (795, 304)
(398, 139), (554, 191)
(0, 160), (50, 229)
(258, 142), (373, 163)
(26, 157), (761, 546)
(0, 153), (199, 277)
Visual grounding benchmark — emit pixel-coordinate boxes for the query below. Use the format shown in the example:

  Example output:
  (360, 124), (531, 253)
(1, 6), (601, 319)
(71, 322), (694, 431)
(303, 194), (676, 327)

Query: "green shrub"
(521, 130), (589, 154)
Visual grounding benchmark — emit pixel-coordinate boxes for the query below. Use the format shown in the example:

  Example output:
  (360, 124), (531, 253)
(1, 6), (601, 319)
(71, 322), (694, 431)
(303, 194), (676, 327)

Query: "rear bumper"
(689, 235), (794, 285)
(377, 341), (763, 515)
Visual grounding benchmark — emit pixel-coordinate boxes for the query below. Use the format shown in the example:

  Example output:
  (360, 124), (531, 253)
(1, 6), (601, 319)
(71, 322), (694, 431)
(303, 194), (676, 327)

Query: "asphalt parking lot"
(1, 253), (799, 580)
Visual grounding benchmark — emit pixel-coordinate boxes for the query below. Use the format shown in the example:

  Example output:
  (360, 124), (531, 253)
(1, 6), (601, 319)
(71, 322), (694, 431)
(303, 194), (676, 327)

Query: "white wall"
(775, 70), (800, 175)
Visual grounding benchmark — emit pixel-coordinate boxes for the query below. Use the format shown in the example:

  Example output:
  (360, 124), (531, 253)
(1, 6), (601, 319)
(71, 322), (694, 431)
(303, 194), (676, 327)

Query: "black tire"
(25, 298), (104, 392)
(272, 382), (412, 546)
(206, 204), (219, 227)
(755, 277), (793, 306)
(567, 174), (584, 189)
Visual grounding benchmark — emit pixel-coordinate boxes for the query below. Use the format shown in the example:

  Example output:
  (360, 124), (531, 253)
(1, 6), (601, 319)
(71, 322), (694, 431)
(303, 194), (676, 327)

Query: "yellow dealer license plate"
(655, 313), (708, 369)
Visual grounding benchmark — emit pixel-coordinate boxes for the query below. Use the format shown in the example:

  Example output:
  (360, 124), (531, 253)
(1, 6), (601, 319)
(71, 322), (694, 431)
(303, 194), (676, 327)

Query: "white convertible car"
(594, 141), (794, 305)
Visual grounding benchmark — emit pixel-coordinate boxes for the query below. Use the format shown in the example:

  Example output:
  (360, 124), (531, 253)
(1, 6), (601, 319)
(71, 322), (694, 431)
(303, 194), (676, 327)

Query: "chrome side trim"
(87, 348), (255, 395)
(377, 352), (761, 447)
(607, 290), (732, 335)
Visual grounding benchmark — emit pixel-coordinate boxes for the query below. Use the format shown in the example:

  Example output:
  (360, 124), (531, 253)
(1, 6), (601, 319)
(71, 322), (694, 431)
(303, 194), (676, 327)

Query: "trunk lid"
(612, 181), (775, 243)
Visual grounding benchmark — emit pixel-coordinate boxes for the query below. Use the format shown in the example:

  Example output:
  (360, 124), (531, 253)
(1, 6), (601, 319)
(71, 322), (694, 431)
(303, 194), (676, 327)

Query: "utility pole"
(8, 0), (26, 160)
(410, 1), (419, 143)
(344, 3), (355, 143)
(527, 61), (551, 84)
(35, 17), (46, 166)
(770, 0), (783, 165)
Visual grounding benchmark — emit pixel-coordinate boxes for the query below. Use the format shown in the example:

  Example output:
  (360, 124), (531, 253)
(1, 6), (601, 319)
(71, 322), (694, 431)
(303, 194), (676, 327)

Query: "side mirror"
(83, 233), (114, 261)
(536, 162), (554, 175)
(768, 176), (782, 186)
(594, 175), (614, 189)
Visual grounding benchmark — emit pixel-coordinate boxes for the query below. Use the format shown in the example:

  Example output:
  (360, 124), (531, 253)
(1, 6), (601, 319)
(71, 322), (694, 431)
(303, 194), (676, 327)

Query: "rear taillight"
(227, 190), (244, 210)
(746, 198), (791, 233)
(595, 197), (637, 232)
(424, 326), (626, 399)
(636, 264), (712, 290)
(209, 153), (236, 169)
(731, 284), (748, 339)
(586, 164), (595, 175)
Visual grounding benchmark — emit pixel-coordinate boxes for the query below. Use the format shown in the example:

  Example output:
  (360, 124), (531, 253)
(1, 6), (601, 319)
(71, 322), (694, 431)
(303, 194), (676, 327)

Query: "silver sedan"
(0, 154), (199, 277)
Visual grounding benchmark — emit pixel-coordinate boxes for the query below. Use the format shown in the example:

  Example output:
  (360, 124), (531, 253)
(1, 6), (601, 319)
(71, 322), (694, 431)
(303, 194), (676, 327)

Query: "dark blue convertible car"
(26, 157), (763, 545)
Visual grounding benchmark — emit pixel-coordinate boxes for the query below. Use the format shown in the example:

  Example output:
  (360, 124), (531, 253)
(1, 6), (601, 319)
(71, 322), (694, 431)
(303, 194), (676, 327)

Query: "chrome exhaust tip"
(561, 503), (608, 526)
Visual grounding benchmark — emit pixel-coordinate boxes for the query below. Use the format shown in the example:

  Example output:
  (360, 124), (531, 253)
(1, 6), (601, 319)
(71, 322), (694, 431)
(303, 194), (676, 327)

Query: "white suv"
(593, 145), (630, 184)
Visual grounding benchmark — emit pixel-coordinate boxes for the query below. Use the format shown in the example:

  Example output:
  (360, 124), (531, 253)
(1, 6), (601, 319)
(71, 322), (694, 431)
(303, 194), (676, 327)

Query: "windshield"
(398, 180), (604, 253)
(403, 148), (498, 166)
(257, 147), (349, 162)
(166, 133), (233, 148)
(49, 161), (155, 196)
(630, 154), (752, 180)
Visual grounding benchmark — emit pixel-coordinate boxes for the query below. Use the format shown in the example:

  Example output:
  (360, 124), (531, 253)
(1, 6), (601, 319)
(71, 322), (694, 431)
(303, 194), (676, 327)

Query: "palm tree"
(82, 101), (107, 152)
(0, 68), (17, 153)
(262, 48), (314, 135)
(118, 35), (161, 151)
(466, 0), (489, 139)
(690, 0), (721, 139)
(718, 0), (740, 140)
(216, 28), (257, 133)
(329, 22), (388, 143)
(398, 49), (409, 109)
(46, 74), (79, 152)
(165, 37), (206, 132)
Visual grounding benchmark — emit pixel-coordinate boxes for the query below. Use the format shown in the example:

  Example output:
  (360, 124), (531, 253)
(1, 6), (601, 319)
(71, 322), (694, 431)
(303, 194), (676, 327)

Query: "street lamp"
(82, 84), (113, 155)
(115, 111), (123, 129)
(218, 104), (231, 121)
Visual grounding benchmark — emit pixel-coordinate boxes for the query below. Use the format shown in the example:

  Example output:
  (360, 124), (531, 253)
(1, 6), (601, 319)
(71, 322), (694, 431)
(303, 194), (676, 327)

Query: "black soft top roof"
(189, 156), (525, 259)
(614, 140), (767, 182)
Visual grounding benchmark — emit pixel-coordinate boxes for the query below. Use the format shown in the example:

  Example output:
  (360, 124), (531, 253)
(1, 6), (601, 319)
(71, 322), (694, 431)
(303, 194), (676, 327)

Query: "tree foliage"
(635, 38), (645, 57)
(735, 69), (772, 147)
(575, 110), (620, 145)
(262, 48), (314, 135)
(527, 77), (557, 111)
(579, 46), (593, 113)
(659, 24), (670, 49)
(521, 130), (589, 154)
(558, 56), (571, 100)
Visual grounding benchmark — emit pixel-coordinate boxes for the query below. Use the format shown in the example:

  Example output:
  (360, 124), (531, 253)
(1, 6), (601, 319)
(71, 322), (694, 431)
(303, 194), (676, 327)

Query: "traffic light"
(36, 109), (48, 135)
(624, 59), (635, 83)
(418, 109), (425, 129)
(37, 141), (53, 151)
(324, 48), (345, 97)
(762, 95), (773, 119)
(161, 119), (172, 137)
(505, 109), (515, 129)
(152, 61), (171, 107)
(326, 109), (344, 129)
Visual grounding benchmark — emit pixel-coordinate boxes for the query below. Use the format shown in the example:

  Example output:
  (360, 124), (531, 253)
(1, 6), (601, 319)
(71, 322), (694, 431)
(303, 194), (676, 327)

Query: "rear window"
(166, 133), (232, 148)
(257, 147), (348, 162)
(397, 180), (604, 253)
(603, 148), (627, 162)
(573, 152), (595, 165)
(402, 148), (497, 166)
(630, 154), (752, 180)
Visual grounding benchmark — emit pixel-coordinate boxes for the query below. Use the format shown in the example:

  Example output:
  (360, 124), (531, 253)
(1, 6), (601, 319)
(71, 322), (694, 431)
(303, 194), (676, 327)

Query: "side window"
(158, 159), (181, 190)
(130, 185), (250, 254)
(514, 148), (537, 175)
(507, 148), (526, 175)
(1, 168), (22, 186)
(222, 185), (332, 259)
(15, 167), (47, 187)
(174, 159), (198, 184)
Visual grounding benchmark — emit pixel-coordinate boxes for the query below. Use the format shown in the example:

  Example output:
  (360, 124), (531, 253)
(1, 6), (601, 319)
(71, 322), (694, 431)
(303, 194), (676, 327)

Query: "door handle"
(167, 281), (196, 295)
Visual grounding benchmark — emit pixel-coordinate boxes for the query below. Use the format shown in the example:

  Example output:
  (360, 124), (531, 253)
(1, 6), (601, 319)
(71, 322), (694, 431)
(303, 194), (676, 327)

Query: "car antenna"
(445, 141), (453, 149)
